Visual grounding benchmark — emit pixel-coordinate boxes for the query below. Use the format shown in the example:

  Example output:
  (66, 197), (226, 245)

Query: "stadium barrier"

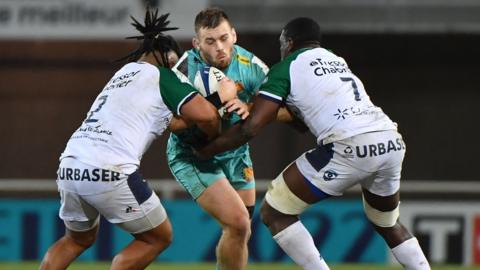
(0, 179), (479, 265)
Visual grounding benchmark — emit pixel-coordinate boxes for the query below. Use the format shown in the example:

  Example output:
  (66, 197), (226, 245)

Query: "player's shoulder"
(158, 66), (183, 85)
(276, 48), (321, 71)
(120, 61), (156, 73)
(270, 51), (300, 73)
(113, 62), (158, 83)
(172, 51), (191, 76)
(301, 47), (346, 62)
(233, 45), (269, 73)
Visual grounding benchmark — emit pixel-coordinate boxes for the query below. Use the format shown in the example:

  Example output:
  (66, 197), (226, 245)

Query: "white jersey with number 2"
(61, 62), (198, 174)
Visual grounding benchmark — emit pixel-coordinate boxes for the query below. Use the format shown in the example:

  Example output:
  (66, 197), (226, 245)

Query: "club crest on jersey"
(323, 169), (338, 181)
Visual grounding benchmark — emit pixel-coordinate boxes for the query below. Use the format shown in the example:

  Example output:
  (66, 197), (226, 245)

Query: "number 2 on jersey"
(340, 77), (361, 101)
(85, 95), (108, 123)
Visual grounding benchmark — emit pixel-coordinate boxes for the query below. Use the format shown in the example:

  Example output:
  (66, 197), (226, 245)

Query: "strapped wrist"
(205, 92), (222, 109)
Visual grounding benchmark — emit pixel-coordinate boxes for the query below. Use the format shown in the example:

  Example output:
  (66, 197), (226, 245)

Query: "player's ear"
(287, 38), (294, 54)
(192, 37), (200, 50)
(231, 28), (237, 44)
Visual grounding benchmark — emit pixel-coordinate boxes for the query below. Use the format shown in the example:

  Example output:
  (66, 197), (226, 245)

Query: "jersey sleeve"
(159, 67), (198, 115)
(258, 60), (291, 103)
(249, 55), (269, 94)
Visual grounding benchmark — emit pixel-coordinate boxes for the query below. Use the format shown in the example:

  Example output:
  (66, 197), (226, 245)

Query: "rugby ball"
(193, 66), (226, 97)
(193, 66), (227, 116)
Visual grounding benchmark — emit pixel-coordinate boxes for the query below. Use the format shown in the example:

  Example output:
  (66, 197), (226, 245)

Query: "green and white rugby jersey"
(61, 62), (198, 174)
(260, 48), (397, 145)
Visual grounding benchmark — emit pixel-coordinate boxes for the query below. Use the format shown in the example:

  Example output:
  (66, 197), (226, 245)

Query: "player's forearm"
(276, 106), (309, 133)
(199, 123), (250, 157)
(168, 116), (192, 132)
(276, 106), (294, 122)
(195, 115), (221, 140)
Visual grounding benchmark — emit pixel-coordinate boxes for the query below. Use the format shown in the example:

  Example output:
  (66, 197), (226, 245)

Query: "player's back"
(61, 62), (172, 174)
(281, 48), (397, 145)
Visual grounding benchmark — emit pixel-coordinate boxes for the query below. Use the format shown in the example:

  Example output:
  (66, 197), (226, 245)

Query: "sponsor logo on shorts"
(57, 167), (122, 182)
(125, 206), (140, 213)
(323, 169), (338, 181)
(355, 138), (406, 158)
(343, 146), (355, 158)
(243, 167), (254, 182)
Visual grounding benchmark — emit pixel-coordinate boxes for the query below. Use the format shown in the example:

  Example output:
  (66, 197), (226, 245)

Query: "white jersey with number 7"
(259, 47), (397, 145)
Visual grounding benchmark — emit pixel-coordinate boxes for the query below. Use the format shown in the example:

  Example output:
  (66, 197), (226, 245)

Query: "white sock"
(273, 221), (329, 270)
(391, 237), (430, 270)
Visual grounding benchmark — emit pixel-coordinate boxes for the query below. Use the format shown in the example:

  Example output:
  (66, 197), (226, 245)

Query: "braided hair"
(118, 7), (179, 66)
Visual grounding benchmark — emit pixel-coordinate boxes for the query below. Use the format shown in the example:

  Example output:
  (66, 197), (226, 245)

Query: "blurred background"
(0, 0), (479, 267)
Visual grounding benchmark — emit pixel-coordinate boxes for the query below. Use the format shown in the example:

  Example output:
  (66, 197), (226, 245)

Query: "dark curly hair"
(118, 7), (179, 66)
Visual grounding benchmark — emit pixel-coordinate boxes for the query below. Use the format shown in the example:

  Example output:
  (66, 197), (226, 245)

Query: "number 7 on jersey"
(340, 77), (361, 101)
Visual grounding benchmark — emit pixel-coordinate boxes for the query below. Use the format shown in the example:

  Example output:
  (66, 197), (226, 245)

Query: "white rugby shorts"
(57, 157), (167, 234)
(296, 130), (406, 197)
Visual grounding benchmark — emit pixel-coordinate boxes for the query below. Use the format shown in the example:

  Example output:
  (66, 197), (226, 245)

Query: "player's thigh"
(360, 154), (404, 200)
(221, 154), (256, 206)
(359, 131), (406, 203)
(58, 189), (101, 232)
(132, 217), (173, 246)
(236, 188), (255, 207)
(84, 171), (168, 234)
(196, 178), (249, 227)
(361, 156), (404, 211)
(65, 224), (99, 247)
(264, 161), (326, 217)
(222, 154), (255, 192)
(168, 155), (225, 200)
(295, 143), (362, 197)
(362, 188), (399, 211)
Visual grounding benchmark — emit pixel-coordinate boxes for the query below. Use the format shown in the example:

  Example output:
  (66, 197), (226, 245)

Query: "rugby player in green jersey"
(167, 7), (269, 270)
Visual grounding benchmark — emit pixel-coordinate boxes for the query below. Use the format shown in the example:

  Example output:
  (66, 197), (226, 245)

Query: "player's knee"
(68, 233), (96, 249)
(260, 200), (276, 227)
(152, 226), (174, 249)
(246, 205), (255, 219)
(157, 229), (173, 247)
(362, 195), (400, 228)
(225, 212), (251, 239)
(137, 221), (174, 252)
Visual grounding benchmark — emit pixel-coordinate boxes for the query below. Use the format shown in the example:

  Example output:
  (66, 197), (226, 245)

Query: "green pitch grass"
(1, 263), (479, 270)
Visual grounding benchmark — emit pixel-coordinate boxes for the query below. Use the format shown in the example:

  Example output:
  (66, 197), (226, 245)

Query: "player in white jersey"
(197, 17), (430, 270)
(40, 9), (237, 270)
